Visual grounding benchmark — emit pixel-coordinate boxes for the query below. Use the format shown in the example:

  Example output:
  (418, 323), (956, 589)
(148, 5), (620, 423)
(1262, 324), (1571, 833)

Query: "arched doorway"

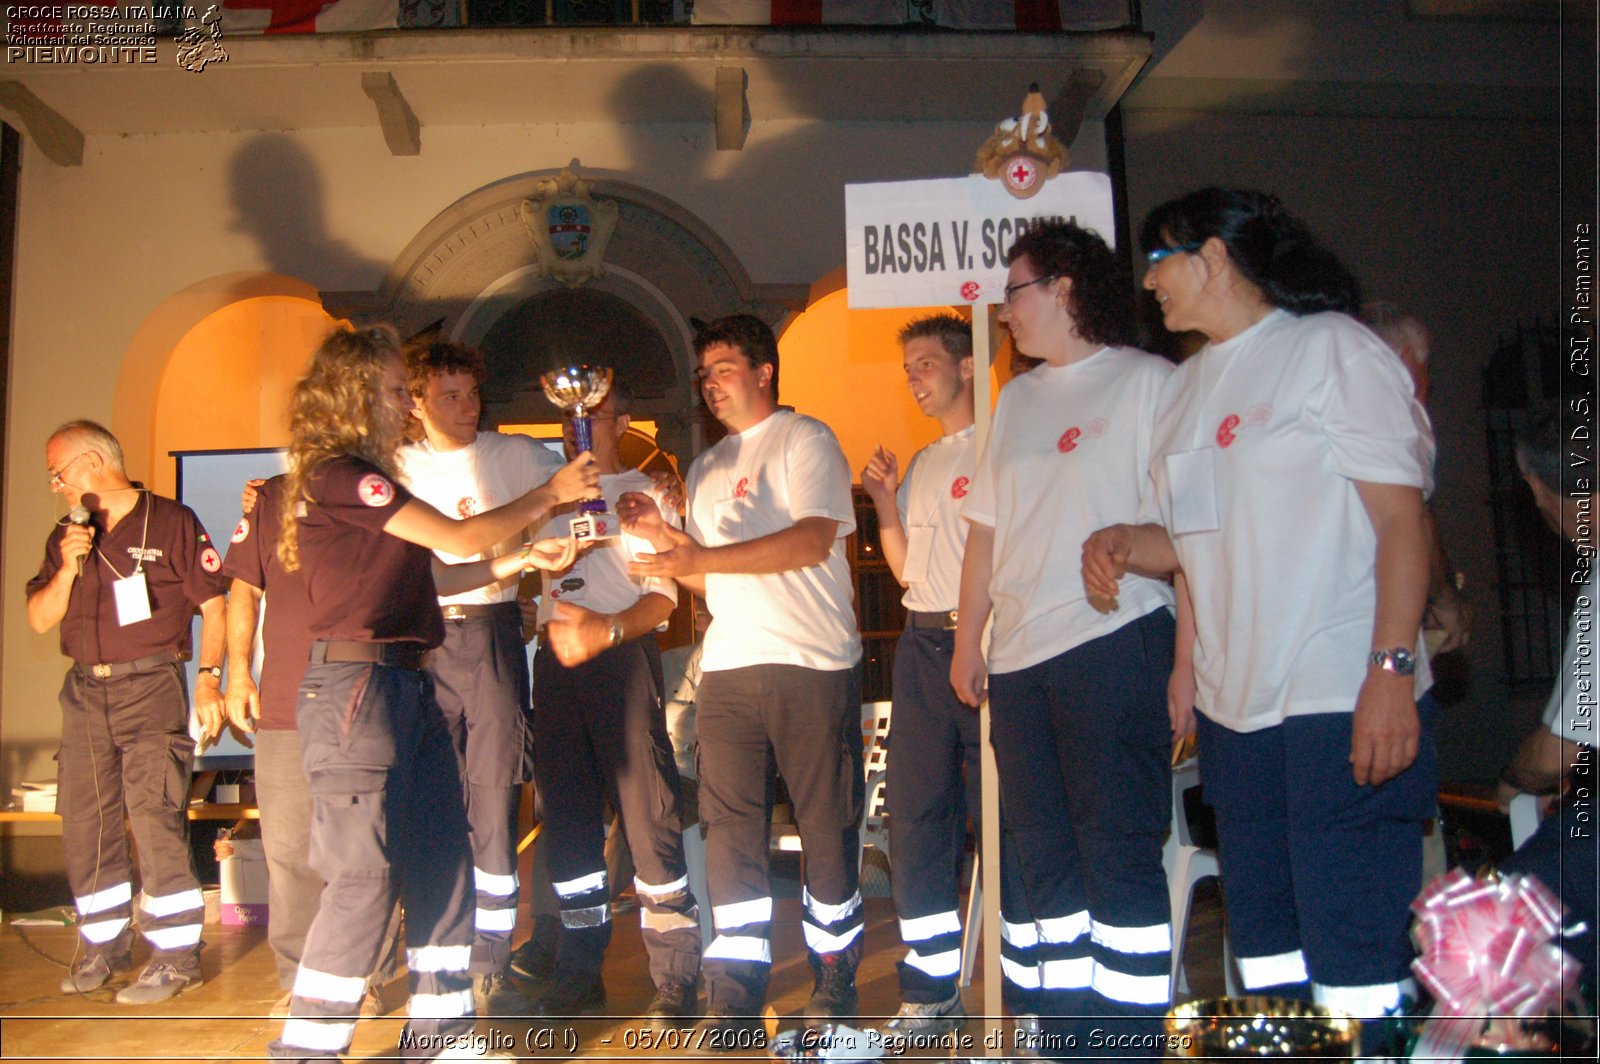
(322, 167), (806, 465)
(116, 274), (334, 495)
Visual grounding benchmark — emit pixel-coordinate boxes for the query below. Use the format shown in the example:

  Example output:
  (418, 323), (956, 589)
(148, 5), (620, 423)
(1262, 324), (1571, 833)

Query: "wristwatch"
(197, 665), (223, 680)
(1369, 647), (1415, 676)
(608, 620), (625, 648)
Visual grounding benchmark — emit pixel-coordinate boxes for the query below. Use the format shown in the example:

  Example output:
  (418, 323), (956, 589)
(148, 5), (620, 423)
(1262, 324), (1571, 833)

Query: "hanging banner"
(844, 171), (1115, 309)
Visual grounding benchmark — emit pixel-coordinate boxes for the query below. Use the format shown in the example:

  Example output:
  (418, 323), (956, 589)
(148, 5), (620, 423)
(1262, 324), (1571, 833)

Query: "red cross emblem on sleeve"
(358, 473), (396, 507)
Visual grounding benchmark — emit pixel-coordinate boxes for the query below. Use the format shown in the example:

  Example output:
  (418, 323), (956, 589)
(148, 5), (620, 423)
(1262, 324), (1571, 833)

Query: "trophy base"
(571, 511), (620, 542)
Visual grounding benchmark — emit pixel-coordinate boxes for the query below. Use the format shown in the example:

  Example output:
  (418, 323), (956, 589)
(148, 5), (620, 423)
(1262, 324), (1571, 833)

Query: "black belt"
(909, 609), (959, 631)
(441, 603), (501, 622)
(310, 640), (429, 671)
(75, 652), (182, 679)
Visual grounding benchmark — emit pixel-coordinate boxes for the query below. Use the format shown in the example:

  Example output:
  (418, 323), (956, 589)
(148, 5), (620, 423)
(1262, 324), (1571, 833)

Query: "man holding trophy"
(400, 340), (597, 1013)
(620, 314), (864, 1043)
(526, 370), (702, 1027)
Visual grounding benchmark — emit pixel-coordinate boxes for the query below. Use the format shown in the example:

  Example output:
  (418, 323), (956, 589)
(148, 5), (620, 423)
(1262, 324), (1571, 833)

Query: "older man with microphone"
(26, 419), (228, 1004)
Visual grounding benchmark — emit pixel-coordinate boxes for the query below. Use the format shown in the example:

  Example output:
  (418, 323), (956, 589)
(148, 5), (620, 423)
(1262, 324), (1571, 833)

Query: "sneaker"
(644, 979), (699, 1030)
(692, 1008), (767, 1053)
(114, 960), (202, 1005)
(60, 952), (127, 994)
(528, 974), (605, 1018)
(474, 968), (530, 1017)
(882, 989), (966, 1036)
(804, 951), (859, 1022)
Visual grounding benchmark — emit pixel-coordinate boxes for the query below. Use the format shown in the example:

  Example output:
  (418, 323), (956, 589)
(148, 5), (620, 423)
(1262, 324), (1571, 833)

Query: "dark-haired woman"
(267, 325), (594, 1063)
(952, 220), (1176, 1053)
(1084, 188), (1436, 1038)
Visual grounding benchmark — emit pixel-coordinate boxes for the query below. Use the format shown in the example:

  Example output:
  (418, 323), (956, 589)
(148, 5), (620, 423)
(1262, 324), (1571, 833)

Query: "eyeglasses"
(1002, 275), (1055, 305)
(1146, 243), (1202, 265)
(49, 451), (90, 488)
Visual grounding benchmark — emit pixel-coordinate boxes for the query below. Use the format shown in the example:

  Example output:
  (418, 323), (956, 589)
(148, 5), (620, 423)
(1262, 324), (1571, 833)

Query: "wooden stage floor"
(0, 876), (1228, 1064)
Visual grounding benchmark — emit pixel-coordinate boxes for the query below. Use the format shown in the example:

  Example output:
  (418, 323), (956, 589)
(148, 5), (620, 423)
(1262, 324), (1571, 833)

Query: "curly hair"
(278, 324), (407, 571)
(1139, 188), (1362, 316)
(1007, 221), (1136, 348)
(404, 339), (486, 398)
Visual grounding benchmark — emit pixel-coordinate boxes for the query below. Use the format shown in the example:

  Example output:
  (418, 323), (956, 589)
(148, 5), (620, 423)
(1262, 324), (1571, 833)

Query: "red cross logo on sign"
(1003, 156), (1039, 194)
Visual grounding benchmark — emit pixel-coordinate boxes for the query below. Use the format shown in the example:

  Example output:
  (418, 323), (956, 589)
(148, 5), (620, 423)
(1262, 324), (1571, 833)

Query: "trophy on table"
(540, 364), (618, 541)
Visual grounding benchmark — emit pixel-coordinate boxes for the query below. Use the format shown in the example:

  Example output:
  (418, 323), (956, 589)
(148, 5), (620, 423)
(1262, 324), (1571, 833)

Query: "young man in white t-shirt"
(861, 314), (981, 1036)
(400, 340), (592, 1013)
(528, 382), (702, 1026)
(619, 314), (864, 1043)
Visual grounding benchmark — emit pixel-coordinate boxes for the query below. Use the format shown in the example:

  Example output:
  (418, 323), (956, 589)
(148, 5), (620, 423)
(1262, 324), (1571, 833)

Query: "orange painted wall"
(148, 296), (334, 496)
(776, 288), (1008, 479)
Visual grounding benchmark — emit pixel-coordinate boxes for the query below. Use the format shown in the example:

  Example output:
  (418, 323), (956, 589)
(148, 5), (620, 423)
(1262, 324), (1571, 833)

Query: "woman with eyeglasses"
(1083, 188), (1436, 1046)
(951, 220), (1177, 1054)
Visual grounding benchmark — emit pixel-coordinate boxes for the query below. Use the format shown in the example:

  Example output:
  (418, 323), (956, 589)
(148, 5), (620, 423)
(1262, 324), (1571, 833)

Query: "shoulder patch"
(200, 546), (222, 573)
(357, 473), (397, 508)
(231, 517), (251, 544)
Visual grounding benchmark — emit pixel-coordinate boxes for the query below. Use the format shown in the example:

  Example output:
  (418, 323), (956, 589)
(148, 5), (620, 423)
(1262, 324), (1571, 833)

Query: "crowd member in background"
(28, 420), (227, 1004)
(952, 221), (1177, 1056)
(265, 325), (589, 1063)
(1084, 188), (1436, 1050)
(620, 314), (863, 1042)
(1494, 404), (1596, 986)
(400, 340), (594, 1014)
(860, 313), (981, 1036)
(527, 381), (702, 1027)
(1363, 302), (1472, 658)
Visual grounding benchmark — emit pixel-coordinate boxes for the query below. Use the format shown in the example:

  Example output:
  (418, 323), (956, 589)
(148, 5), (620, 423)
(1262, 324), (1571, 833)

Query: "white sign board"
(844, 172), (1116, 309)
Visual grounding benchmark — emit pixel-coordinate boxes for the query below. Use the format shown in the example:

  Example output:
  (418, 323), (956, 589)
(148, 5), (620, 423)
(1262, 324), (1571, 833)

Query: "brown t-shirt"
(28, 490), (228, 665)
(297, 455), (444, 649)
(220, 475), (311, 731)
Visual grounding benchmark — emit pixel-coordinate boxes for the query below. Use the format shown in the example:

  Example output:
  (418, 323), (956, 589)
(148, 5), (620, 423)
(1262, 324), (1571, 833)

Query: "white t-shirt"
(896, 425), (975, 613)
(534, 468), (679, 624)
(399, 431), (565, 606)
(962, 346), (1175, 675)
(1139, 309), (1437, 732)
(687, 408), (862, 672)
(1542, 566), (1596, 745)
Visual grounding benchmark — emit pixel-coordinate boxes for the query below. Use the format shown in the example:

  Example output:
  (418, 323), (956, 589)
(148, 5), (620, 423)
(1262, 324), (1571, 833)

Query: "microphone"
(67, 505), (91, 577)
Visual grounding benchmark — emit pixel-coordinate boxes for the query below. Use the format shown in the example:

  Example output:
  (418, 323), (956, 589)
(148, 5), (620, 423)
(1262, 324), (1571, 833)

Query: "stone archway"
(113, 272), (330, 490)
(323, 166), (805, 460)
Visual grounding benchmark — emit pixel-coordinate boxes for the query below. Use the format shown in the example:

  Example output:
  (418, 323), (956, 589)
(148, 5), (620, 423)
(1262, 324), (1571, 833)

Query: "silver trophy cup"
(540, 364), (617, 541)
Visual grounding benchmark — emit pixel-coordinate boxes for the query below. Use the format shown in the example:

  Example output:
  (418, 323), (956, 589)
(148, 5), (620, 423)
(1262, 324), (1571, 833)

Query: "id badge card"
(1166, 449), (1221, 535)
(113, 570), (153, 626)
(903, 525), (933, 584)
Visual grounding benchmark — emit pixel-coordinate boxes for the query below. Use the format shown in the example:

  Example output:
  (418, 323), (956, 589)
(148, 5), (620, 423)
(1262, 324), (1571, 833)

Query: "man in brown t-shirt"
(26, 420), (227, 1004)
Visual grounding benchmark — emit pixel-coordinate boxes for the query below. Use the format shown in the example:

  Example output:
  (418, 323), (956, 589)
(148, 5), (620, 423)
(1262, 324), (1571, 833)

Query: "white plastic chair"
(773, 701), (894, 871)
(1165, 757), (1237, 1001)
(1508, 790), (1543, 849)
(960, 855), (982, 987)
